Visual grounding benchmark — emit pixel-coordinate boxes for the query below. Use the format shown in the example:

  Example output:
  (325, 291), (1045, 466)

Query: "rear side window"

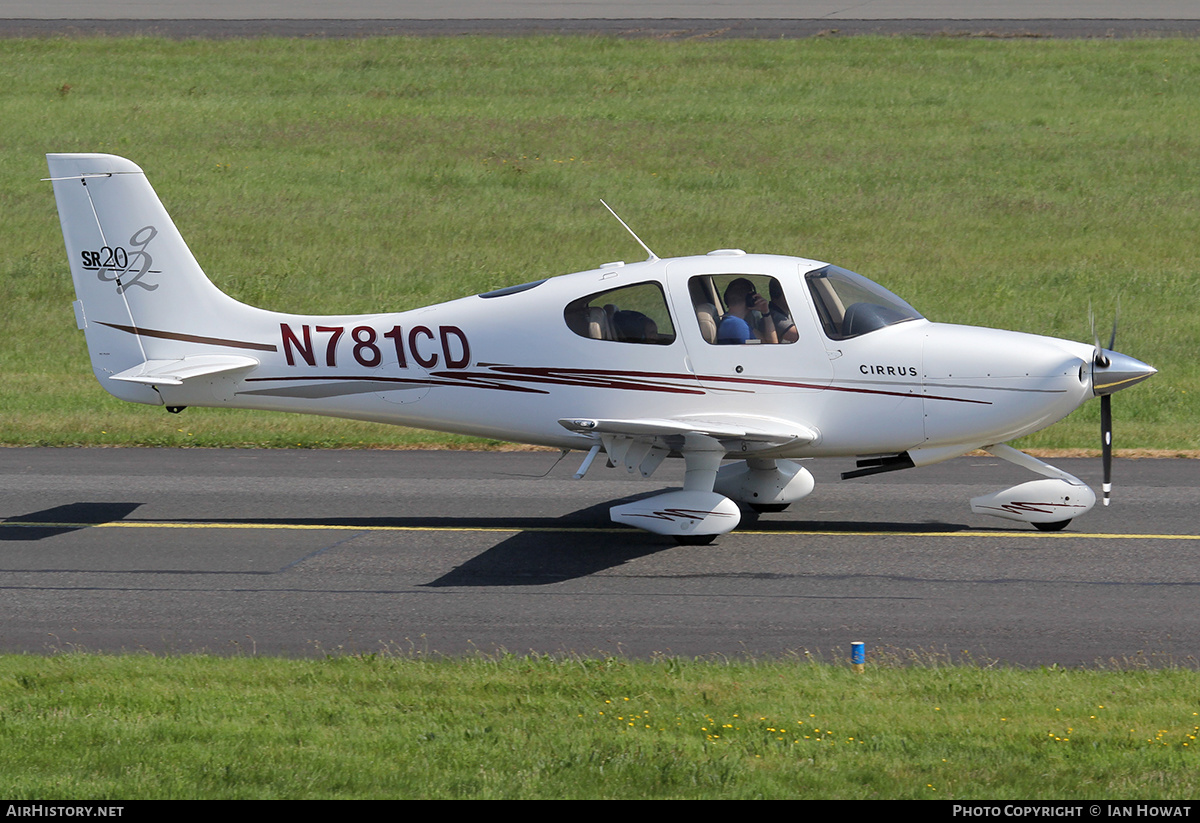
(563, 282), (676, 345)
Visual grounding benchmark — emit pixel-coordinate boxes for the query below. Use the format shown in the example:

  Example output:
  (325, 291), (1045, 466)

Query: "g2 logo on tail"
(84, 226), (160, 293)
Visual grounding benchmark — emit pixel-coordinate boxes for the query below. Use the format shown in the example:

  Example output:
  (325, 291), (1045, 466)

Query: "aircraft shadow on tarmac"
(423, 494), (969, 588)
(0, 502), (143, 541)
(1, 497), (969, 586)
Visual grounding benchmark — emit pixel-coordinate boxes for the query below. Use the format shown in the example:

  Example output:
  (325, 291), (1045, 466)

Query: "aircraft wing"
(558, 415), (817, 478)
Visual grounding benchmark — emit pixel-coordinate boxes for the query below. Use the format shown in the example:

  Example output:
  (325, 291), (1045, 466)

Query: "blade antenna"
(601, 200), (658, 262)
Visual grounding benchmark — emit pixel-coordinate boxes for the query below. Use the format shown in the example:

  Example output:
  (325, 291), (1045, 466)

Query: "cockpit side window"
(563, 281), (676, 345)
(805, 265), (922, 340)
(688, 274), (798, 345)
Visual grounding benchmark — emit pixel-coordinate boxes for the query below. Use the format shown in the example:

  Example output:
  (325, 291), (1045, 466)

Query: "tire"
(748, 503), (790, 513)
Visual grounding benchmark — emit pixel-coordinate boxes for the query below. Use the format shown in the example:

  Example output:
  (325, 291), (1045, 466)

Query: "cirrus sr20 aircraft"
(46, 153), (1156, 543)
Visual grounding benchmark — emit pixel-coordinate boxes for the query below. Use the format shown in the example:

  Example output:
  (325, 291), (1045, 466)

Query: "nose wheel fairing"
(969, 443), (1096, 529)
(970, 477), (1096, 527)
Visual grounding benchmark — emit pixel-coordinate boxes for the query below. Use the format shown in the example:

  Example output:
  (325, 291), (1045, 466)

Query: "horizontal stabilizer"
(110, 355), (259, 386)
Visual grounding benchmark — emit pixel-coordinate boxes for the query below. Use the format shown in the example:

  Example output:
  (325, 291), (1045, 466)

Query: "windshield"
(805, 265), (922, 340)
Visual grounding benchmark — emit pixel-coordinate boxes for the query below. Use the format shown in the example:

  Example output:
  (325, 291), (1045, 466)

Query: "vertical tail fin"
(47, 154), (264, 403)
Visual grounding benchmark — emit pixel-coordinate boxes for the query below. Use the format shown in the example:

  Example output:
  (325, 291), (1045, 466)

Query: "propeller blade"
(1089, 301), (1109, 367)
(1089, 299), (1151, 508)
(1107, 297), (1120, 352)
(1102, 304), (1114, 505)
(1100, 393), (1113, 506)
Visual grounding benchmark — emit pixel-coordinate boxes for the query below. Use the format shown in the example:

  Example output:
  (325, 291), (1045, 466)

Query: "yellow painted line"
(742, 530), (1200, 540)
(1, 519), (1198, 540)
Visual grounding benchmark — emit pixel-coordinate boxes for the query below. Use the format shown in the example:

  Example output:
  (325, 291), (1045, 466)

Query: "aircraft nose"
(1092, 350), (1157, 396)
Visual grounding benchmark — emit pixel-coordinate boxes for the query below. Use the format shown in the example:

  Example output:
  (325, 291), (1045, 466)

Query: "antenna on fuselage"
(601, 200), (658, 262)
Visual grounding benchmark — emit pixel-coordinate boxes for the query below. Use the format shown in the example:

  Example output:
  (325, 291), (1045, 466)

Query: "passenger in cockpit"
(768, 280), (799, 344)
(613, 310), (660, 344)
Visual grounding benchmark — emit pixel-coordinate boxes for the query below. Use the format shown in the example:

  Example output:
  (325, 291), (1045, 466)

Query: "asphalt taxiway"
(6, 1), (1200, 38)
(2, 448), (1196, 665)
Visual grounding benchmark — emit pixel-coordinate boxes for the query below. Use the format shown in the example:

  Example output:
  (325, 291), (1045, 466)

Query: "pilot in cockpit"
(717, 277), (777, 345)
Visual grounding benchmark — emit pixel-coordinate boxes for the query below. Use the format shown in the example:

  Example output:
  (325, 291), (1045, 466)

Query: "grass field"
(2, 35), (1197, 450)
(1, 651), (1198, 800)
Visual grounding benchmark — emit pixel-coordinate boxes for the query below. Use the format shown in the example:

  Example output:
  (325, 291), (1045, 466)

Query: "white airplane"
(46, 153), (1157, 543)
